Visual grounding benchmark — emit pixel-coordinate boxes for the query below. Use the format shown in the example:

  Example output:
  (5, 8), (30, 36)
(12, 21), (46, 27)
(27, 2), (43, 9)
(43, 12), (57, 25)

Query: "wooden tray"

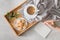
(4, 0), (39, 36)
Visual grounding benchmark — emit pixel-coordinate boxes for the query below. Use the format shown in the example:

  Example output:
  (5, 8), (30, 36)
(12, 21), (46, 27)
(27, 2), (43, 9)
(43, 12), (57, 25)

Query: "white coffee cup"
(24, 4), (39, 21)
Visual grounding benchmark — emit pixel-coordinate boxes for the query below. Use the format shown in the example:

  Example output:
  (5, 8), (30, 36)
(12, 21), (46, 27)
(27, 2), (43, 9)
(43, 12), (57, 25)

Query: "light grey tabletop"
(0, 0), (60, 40)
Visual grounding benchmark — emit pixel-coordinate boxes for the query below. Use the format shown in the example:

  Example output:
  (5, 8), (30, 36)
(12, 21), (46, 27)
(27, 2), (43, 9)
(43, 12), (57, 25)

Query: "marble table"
(0, 0), (60, 40)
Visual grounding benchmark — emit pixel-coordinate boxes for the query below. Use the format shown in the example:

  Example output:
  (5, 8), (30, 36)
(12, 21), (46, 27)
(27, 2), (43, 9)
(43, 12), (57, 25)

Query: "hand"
(44, 20), (54, 26)
(44, 20), (60, 31)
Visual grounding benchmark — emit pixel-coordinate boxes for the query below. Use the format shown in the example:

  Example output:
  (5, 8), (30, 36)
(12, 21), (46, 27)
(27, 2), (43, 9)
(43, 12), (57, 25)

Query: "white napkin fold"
(33, 0), (40, 6)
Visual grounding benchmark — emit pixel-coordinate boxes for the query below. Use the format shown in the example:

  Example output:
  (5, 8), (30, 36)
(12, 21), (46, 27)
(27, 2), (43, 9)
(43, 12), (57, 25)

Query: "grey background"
(0, 0), (60, 40)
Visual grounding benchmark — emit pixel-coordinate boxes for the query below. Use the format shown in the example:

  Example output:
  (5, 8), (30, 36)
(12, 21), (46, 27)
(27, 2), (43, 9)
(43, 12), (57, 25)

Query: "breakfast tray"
(4, 0), (39, 36)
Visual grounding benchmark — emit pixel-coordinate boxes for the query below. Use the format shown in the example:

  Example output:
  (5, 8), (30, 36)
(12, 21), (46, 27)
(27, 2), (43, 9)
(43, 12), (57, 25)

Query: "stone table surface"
(0, 0), (60, 40)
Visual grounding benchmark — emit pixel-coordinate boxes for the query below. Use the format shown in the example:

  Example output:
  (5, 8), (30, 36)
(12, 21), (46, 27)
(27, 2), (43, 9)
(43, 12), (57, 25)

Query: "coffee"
(24, 4), (39, 20)
(27, 6), (35, 15)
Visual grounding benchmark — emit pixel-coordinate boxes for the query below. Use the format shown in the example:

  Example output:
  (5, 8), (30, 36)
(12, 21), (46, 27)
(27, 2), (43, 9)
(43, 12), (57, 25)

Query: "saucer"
(24, 4), (39, 21)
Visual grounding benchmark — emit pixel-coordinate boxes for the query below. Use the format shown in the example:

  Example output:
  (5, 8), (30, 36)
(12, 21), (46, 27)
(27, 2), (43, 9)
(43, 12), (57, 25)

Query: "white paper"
(34, 22), (51, 38)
